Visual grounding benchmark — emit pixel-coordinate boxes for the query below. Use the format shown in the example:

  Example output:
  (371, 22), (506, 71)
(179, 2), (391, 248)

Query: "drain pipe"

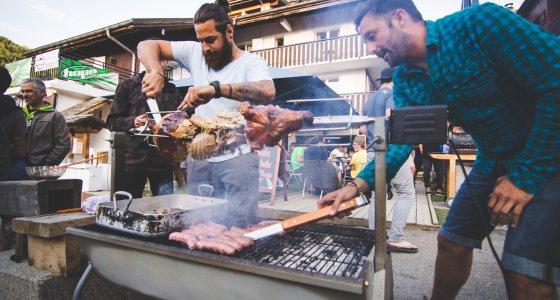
(106, 28), (137, 73)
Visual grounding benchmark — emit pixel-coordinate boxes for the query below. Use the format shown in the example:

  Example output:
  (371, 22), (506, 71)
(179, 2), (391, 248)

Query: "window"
(316, 28), (340, 40)
(322, 76), (340, 90)
(275, 37), (284, 47)
(322, 77), (339, 84)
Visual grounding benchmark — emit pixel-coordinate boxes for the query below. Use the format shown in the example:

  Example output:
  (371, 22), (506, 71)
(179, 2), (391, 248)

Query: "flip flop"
(387, 241), (419, 253)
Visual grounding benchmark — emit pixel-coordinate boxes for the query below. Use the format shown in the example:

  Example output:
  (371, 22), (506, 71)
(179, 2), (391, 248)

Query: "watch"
(209, 80), (221, 98)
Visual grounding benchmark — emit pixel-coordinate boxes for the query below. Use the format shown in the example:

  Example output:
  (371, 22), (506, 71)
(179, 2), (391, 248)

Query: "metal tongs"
(134, 98), (195, 135)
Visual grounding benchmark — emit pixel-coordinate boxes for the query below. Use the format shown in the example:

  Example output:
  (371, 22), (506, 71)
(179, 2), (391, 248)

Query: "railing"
(251, 34), (374, 68)
(340, 92), (374, 115)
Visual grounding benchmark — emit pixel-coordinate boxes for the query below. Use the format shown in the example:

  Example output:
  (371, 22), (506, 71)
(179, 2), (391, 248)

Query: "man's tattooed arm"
(229, 80), (275, 104)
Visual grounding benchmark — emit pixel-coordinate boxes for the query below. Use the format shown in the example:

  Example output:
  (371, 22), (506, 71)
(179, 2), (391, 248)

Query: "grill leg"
(72, 262), (93, 300)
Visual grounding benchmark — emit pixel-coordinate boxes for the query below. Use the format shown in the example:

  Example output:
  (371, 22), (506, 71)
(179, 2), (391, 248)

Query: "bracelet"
(209, 80), (222, 98)
(152, 71), (165, 78)
(227, 84), (233, 98)
(346, 181), (361, 197)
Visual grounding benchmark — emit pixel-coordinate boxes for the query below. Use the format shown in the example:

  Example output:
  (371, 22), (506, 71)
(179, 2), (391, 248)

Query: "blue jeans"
(440, 166), (560, 285)
(367, 152), (416, 243)
(186, 152), (260, 227)
(0, 160), (30, 181)
(121, 169), (174, 199)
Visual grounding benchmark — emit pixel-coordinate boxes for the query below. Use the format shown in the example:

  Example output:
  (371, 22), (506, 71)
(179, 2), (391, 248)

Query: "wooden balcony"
(252, 34), (374, 68)
(340, 92), (374, 115)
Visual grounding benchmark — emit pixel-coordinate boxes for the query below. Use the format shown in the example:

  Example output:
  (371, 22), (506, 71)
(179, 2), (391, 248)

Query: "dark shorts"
(439, 166), (560, 285)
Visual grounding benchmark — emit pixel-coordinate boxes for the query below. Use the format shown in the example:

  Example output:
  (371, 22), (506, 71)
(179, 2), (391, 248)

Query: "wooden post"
(82, 133), (90, 159)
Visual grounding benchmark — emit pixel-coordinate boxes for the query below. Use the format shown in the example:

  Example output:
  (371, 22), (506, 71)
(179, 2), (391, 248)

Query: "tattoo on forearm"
(236, 83), (264, 102)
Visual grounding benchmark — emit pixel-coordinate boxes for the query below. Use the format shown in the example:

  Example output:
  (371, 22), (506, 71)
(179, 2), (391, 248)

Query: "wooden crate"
(12, 212), (95, 276)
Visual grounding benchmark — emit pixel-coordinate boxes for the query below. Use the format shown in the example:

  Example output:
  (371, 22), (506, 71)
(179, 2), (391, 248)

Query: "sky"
(2, 0), (525, 49)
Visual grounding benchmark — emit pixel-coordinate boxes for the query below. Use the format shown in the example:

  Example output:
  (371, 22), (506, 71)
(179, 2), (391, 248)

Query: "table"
(430, 153), (477, 200)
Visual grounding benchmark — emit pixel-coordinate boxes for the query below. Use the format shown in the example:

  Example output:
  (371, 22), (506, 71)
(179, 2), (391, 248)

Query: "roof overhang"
(234, 0), (358, 25)
(25, 18), (194, 57)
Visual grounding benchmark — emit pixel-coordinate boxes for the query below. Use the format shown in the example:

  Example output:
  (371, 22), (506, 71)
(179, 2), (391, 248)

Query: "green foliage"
(435, 208), (449, 225)
(0, 36), (29, 66)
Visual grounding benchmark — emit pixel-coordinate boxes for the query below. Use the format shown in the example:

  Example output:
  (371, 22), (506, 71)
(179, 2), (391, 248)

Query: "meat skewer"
(149, 103), (313, 163)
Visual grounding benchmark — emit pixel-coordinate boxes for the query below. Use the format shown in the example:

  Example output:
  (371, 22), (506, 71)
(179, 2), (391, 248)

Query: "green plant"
(435, 208), (449, 225)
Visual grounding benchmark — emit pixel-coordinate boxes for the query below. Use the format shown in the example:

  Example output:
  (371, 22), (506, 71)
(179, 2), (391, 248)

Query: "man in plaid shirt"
(318, 0), (560, 298)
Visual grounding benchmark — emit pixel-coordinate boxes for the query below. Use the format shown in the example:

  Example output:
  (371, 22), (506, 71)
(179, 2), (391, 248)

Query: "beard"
(204, 35), (233, 70)
(384, 27), (410, 67)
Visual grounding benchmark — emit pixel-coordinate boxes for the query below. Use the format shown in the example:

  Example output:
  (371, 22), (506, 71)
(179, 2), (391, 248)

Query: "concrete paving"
(392, 227), (508, 299)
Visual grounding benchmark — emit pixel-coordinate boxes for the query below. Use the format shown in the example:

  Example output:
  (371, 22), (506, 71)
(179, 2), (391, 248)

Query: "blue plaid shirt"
(357, 3), (560, 195)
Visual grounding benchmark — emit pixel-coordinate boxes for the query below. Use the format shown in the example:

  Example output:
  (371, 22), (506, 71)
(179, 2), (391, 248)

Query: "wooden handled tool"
(244, 195), (370, 240)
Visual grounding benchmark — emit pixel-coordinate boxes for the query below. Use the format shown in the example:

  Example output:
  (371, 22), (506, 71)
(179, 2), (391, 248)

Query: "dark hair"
(194, 0), (233, 33)
(0, 66), (11, 94)
(354, 0), (423, 29)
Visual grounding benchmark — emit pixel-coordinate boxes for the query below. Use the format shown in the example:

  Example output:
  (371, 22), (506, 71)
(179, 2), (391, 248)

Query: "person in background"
(0, 67), (27, 181)
(349, 136), (367, 178)
(303, 135), (329, 161)
(106, 41), (183, 198)
(303, 135), (340, 195)
(323, 0), (560, 298)
(138, 0), (275, 226)
(330, 145), (349, 159)
(290, 142), (305, 172)
(0, 67), (28, 251)
(421, 143), (444, 194)
(412, 144), (423, 182)
(21, 78), (70, 167)
(360, 66), (418, 252)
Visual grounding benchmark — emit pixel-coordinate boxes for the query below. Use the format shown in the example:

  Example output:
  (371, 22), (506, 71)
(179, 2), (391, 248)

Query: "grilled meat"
(169, 220), (280, 255)
(151, 104), (313, 161)
(238, 102), (314, 150)
(149, 111), (246, 161)
(150, 111), (198, 163)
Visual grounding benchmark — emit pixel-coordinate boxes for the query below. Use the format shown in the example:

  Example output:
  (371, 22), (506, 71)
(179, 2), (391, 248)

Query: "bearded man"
(138, 0), (275, 227)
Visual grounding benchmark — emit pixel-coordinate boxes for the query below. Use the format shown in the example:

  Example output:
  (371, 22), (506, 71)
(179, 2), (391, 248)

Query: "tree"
(0, 36), (29, 66)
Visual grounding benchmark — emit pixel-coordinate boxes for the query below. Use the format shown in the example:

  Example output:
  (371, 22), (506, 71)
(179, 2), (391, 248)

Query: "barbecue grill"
(90, 104), (446, 299)
(68, 222), (387, 300)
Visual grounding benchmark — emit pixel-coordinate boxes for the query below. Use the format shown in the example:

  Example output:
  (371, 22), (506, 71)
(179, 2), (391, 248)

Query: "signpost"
(257, 146), (281, 205)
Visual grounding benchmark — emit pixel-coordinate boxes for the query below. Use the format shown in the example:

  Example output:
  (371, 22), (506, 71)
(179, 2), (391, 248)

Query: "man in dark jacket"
(106, 70), (182, 198)
(21, 78), (70, 166)
(0, 67), (28, 181)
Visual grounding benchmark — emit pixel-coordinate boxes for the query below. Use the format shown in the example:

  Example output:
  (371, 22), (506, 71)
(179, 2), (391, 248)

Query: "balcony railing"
(252, 34), (373, 68)
(340, 92), (374, 115)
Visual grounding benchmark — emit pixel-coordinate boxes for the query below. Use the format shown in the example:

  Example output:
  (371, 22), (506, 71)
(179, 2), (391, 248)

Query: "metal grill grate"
(79, 223), (375, 281)
(237, 224), (375, 279)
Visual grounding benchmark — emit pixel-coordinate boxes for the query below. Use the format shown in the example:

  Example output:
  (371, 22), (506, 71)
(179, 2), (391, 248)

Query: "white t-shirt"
(171, 41), (272, 162)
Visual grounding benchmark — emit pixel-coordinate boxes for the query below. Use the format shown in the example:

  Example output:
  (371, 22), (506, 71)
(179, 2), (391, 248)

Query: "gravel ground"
(391, 227), (508, 300)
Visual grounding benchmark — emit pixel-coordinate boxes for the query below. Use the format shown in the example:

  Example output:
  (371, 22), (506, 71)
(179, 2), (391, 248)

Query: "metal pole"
(373, 116), (388, 273)
(110, 132), (127, 197)
(72, 262), (93, 300)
